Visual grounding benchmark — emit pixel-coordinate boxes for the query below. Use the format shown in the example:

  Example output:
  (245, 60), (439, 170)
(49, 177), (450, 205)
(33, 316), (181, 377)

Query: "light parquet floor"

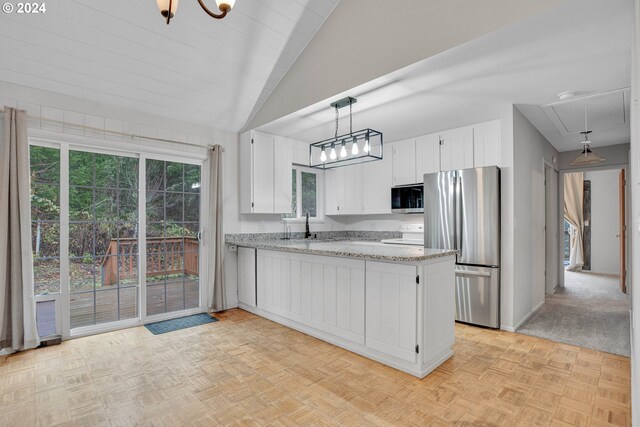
(0, 309), (631, 426)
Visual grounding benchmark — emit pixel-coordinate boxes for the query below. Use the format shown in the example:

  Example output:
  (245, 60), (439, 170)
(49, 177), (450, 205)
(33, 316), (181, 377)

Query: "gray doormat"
(145, 313), (218, 335)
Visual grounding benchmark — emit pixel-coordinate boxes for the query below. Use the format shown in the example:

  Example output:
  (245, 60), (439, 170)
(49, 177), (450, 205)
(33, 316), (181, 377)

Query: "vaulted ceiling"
(0, 0), (339, 132)
(258, 0), (632, 152)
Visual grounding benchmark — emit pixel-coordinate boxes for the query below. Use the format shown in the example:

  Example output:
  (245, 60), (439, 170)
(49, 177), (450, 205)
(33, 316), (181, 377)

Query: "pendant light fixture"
(569, 105), (606, 166)
(157, 0), (236, 25)
(309, 96), (383, 169)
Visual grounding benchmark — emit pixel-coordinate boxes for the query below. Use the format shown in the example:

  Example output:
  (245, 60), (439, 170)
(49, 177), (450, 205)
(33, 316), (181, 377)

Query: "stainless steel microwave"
(391, 183), (424, 213)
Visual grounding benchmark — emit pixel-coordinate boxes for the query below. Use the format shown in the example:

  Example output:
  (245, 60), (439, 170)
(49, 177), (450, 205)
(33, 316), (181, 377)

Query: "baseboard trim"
(237, 304), (451, 378)
(500, 300), (546, 332)
(514, 301), (545, 332)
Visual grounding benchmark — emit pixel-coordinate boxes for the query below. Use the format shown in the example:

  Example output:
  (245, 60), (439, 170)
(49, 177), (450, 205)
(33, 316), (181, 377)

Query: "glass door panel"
(145, 160), (201, 316)
(30, 146), (62, 337)
(68, 151), (139, 329)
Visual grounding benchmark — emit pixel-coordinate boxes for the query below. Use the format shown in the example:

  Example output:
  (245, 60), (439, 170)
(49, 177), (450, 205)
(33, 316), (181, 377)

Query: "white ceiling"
(258, 0), (632, 152)
(0, 0), (339, 132)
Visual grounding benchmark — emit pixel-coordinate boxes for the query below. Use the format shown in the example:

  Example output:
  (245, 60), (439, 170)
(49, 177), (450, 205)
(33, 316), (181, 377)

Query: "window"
(283, 166), (322, 220)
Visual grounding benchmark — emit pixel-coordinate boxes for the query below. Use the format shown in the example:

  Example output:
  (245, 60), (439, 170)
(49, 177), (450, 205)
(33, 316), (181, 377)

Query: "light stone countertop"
(226, 238), (457, 262)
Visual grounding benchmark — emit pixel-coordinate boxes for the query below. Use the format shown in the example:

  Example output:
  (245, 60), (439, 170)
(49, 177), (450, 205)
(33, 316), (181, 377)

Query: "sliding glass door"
(29, 140), (206, 338)
(68, 150), (140, 329)
(145, 160), (201, 316)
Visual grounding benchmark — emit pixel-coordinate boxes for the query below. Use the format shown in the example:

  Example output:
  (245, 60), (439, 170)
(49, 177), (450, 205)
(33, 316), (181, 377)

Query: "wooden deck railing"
(101, 237), (199, 286)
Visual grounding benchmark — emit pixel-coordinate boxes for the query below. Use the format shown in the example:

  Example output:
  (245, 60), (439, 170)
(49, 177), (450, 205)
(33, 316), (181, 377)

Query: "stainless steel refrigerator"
(424, 166), (500, 328)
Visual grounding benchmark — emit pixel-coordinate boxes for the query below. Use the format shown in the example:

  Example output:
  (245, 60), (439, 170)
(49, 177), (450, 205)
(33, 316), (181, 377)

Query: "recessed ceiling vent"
(542, 89), (629, 135)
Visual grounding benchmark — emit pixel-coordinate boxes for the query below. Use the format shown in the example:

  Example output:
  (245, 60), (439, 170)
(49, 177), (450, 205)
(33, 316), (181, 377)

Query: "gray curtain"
(209, 145), (225, 311)
(564, 172), (585, 271)
(0, 107), (40, 352)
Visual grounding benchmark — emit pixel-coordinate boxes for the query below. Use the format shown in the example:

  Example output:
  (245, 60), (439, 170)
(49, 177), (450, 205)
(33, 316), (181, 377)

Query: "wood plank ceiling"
(0, 0), (340, 131)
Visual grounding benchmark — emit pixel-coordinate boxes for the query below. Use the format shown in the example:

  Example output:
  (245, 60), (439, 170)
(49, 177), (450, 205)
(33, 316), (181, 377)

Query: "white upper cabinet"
(292, 139), (310, 166)
(274, 137), (293, 213)
(415, 133), (441, 180)
(325, 151), (392, 216)
(392, 139), (418, 186)
(240, 131), (293, 214)
(342, 164), (364, 215)
(472, 120), (501, 168)
(363, 153), (392, 214)
(324, 168), (346, 215)
(439, 126), (474, 171)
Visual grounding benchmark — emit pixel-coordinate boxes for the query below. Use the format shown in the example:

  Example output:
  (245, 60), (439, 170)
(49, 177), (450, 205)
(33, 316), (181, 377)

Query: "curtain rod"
(0, 107), (224, 151)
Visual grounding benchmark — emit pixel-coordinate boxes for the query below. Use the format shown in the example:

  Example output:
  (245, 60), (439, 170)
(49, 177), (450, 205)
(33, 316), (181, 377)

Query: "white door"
(363, 154), (392, 214)
(252, 132), (275, 213)
(440, 126), (474, 171)
(365, 261), (418, 363)
(238, 247), (256, 307)
(392, 140), (417, 185)
(473, 120), (501, 168)
(415, 133), (441, 179)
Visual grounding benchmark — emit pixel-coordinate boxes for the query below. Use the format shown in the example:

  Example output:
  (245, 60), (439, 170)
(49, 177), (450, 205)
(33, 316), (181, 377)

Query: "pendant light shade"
(569, 105), (606, 166)
(569, 146), (606, 166)
(158, 0), (235, 24)
(216, 0), (235, 9)
(157, 0), (179, 19)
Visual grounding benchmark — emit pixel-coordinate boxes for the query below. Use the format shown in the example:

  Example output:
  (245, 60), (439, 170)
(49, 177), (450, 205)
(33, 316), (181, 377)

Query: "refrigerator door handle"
(455, 269), (491, 278)
(455, 173), (463, 253)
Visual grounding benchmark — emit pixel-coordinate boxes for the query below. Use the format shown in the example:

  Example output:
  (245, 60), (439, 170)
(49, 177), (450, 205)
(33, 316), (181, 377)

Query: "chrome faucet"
(305, 212), (311, 238)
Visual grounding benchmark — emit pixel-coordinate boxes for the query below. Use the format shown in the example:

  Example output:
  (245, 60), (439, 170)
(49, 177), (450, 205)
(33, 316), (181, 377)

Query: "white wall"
(245, 0), (568, 131)
(0, 81), (241, 309)
(559, 144), (630, 171)
(630, 1), (639, 422)
(510, 106), (559, 330)
(584, 169), (622, 275)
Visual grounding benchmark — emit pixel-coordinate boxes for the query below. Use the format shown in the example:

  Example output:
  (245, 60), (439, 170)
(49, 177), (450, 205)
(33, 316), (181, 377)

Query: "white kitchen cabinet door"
(439, 126), (474, 171)
(473, 120), (501, 168)
(366, 262), (418, 363)
(274, 136), (293, 213)
(392, 140), (417, 185)
(238, 247), (257, 307)
(291, 138), (311, 166)
(251, 132), (275, 213)
(256, 250), (365, 344)
(342, 163), (363, 214)
(362, 153), (392, 214)
(415, 133), (441, 180)
(324, 168), (346, 215)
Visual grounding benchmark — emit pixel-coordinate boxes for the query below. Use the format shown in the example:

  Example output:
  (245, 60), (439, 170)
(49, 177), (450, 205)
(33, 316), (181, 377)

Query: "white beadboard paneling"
(0, 98), (17, 108)
(171, 131), (188, 144)
(123, 122), (141, 137)
(41, 106), (64, 132)
(84, 114), (105, 139)
(17, 101), (41, 129)
(1, 0), (340, 132)
(63, 112), (89, 136)
(105, 118), (124, 141)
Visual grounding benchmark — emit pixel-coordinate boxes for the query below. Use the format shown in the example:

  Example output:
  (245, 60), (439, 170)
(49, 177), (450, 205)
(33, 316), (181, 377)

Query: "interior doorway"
(544, 162), (559, 295)
(519, 166), (630, 356)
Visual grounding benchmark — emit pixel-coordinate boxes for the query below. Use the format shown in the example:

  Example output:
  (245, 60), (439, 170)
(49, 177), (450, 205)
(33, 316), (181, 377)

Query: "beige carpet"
(517, 271), (630, 356)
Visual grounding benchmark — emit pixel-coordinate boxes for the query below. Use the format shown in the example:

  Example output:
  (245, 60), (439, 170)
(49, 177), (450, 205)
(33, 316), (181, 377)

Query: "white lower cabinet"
(243, 249), (456, 378)
(256, 250), (365, 344)
(365, 262), (418, 363)
(237, 247), (256, 307)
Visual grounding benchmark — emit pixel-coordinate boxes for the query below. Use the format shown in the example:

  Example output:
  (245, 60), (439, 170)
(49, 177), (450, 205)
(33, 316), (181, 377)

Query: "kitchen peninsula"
(227, 234), (457, 378)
